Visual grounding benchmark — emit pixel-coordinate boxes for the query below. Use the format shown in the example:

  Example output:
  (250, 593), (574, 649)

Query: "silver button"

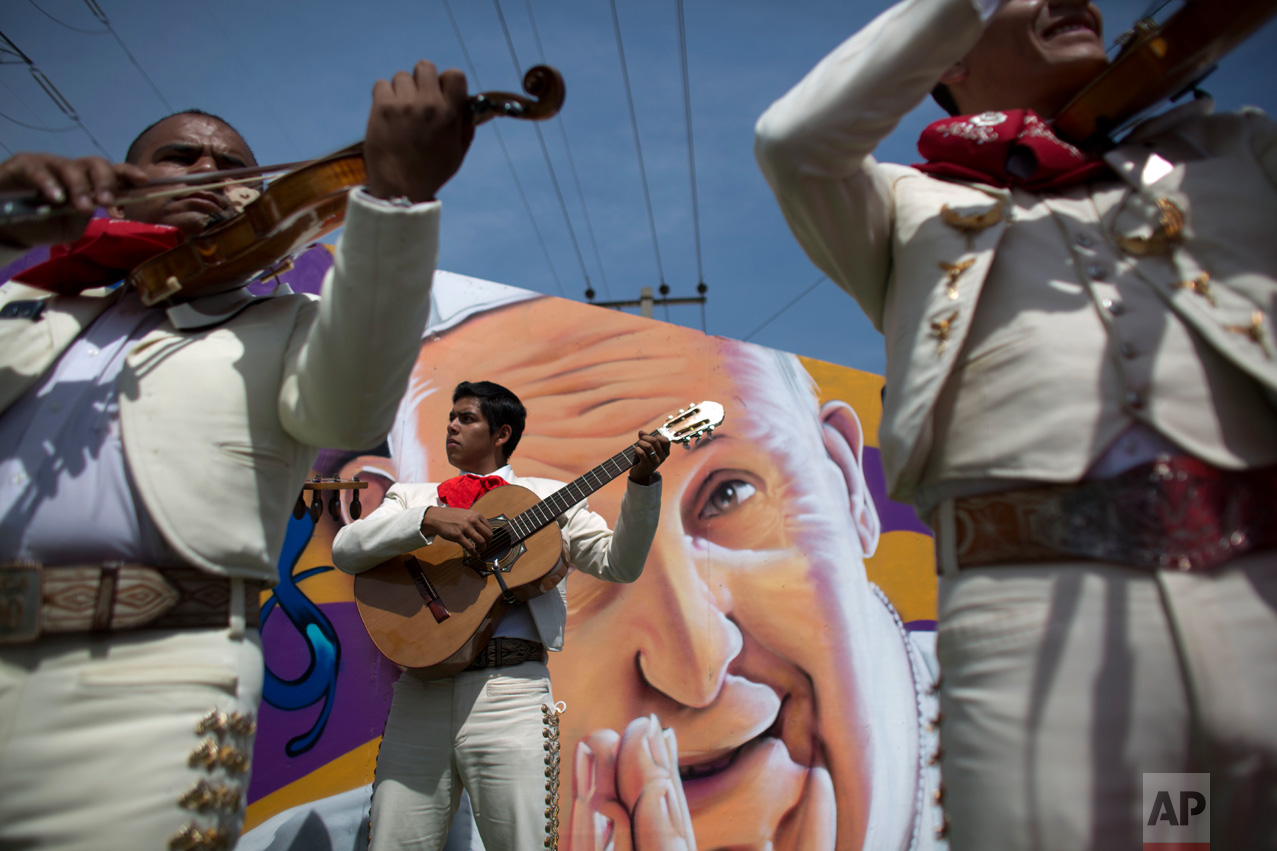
(86, 347), (100, 357)
(1075, 233), (1094, 248)
(1119, 344), (1137, 358)
(1087, 265), (1107, 280)
(1103, 298), (1126, 316)
(1125, 391), (1143, 408)
(11, 471), (27, 485)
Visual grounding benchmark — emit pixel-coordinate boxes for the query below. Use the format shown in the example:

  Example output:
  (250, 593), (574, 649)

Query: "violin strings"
(113, 174), (275, 207)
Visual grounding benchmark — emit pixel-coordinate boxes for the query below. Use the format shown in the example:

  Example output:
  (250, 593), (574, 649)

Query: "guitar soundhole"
(465, 516), (523, 575)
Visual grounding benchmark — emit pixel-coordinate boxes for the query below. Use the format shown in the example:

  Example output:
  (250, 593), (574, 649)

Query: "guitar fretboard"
(502, 444), (642, 542)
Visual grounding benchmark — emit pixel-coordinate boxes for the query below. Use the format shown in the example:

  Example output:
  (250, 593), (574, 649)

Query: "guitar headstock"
(656, 400), (725, 449)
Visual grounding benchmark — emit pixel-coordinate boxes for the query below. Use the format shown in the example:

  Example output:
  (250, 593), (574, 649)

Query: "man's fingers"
(615, 717), (696, 851)
(412, 59), (442, 95)
(388, 68), (416, 98)
(87, 158), (121, 206)
(438, 67), (469, 103)
(631, 782), (694, 851)
(49, 160), (96, 213)
(114, 162), (150, 187)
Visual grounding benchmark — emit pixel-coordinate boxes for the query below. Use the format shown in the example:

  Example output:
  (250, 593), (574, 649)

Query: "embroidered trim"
(937, 115), (1001, 145)
(1114, 197), (1184, 256)
(930, 310), (960, 355)
(542, 701), (565, 849)
(171, 707), (255, 850)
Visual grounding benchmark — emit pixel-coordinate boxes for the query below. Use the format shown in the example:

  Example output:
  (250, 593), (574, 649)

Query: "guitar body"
(353, 485), (567, 676)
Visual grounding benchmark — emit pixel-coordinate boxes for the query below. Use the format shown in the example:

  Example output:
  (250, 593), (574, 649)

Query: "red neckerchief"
(437, 474), (508, 510)
(13, 218), (182, 295)
(915, 109), (1109, 192)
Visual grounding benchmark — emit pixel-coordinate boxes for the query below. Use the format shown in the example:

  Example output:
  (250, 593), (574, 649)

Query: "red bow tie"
(437, 474), (508, 510)
(13, 218), (182, 295)
(915, 109), (1109, 192)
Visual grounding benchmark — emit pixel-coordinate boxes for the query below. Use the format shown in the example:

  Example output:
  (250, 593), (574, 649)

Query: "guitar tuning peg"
(328, 490), (342, 522)
(293, 491), (306, 520)
(309, 489), (323, 523)
(350, 479), (363, 520)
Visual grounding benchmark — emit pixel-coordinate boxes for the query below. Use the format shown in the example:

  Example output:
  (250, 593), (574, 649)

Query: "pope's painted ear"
(939, 60), (969, 86)
(820, 400), (881, 558)
(334, 455), (399, 527)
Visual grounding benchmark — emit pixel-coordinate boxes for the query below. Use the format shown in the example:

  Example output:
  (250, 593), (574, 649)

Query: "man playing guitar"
(332, 379), (670, 850)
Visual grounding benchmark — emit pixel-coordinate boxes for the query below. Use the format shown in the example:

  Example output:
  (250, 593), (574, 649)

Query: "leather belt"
(951, 456), (1277, 572)
(0, 562), (264, 644)
(465, 637), (546, 670)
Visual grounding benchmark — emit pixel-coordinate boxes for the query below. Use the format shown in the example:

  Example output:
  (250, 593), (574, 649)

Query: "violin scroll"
(469, 65), (565, 125)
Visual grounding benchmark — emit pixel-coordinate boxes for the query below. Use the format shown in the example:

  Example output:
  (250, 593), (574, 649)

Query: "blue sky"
(3, 0), (1275, 373)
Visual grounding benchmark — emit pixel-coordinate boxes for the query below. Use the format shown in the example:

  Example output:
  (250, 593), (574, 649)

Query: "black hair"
(453, 381), (527, 461)
(931, 83), (960, 117)
(124, 109), (256, 164)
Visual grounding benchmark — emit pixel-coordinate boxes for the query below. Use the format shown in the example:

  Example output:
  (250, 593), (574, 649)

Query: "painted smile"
(672, 686), (825, 838)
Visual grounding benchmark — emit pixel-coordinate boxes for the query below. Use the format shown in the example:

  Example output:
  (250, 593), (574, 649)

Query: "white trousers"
(0, 624), (264, 850)
(935, 548), (1277, 850)
(368, 659), (557, 851)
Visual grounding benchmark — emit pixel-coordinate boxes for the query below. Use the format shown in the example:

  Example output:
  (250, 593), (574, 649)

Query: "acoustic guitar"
(353, 400), (725, 676)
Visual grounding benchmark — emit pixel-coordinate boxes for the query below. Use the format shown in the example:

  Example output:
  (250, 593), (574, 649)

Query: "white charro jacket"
(0, 191), (441, 581)
(331, 472), (662, 651)
(755, 0), (1277, 505)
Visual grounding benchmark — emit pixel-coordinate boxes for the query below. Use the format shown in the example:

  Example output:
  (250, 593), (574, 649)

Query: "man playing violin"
(331, 379), (671, 851)
(757, 0), (1277, 848)
(0, 60), (474, 850)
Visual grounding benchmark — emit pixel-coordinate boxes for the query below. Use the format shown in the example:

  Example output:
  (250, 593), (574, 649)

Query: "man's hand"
(421, 505), (492, 557)
(568, 716), (696, 851)
(628, 431), (670, 486)
(363, 60), (475, 204)
(0, 153), (148, 248)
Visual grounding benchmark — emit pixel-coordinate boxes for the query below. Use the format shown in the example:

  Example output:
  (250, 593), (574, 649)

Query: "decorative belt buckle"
(0, 562), (42, 644)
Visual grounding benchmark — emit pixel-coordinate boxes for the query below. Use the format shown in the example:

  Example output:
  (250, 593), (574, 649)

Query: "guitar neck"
(504, 444), (643, 541)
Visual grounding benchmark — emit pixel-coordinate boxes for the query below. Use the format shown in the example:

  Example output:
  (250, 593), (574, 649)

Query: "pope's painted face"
(395, 298), (890, 849)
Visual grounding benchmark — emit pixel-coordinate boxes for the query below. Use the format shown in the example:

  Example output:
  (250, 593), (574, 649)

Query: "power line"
(0, 108), (78, 133)
(0, 75), (76, 133)
(743, 274), (827, 342)
(675, 0), (707, 331)
(440, 0), (566, 297)
(83, 0), (175, 113)
(0, 30), (110, 156)
(608, 0), (667, 294)
(522, 0), (612, 300)
(26, 0), (106, 35)
(492, 0), (594, 299)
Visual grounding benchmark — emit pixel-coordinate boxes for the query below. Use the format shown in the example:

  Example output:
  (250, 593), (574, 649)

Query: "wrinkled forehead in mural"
(383, 296), (924, 850)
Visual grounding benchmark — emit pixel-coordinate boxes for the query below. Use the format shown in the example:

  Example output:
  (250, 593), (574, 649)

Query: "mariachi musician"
(331, 379), (671, 851)
(0, 61), (474, 850)
(755, 0), (1277, 848)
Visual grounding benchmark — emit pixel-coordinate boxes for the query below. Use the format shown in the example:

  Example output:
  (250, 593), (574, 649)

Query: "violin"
(1053, 0), (1277, 150)
(4, 65), (564, 307)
